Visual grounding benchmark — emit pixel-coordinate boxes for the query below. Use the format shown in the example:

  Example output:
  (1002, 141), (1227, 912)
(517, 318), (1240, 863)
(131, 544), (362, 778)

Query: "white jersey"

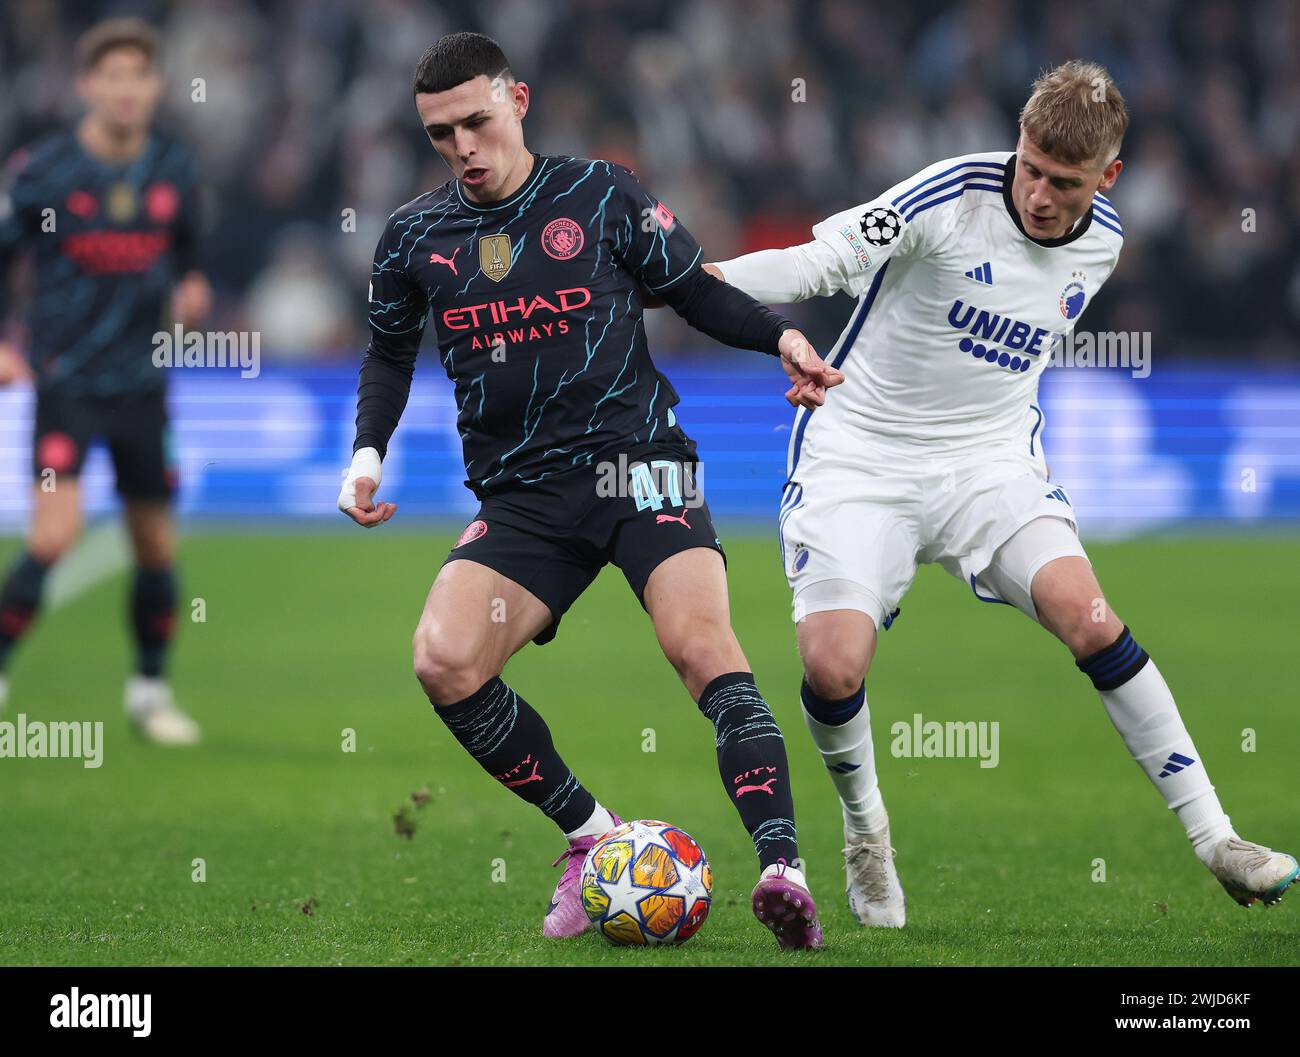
(718, 151), (1124, 475)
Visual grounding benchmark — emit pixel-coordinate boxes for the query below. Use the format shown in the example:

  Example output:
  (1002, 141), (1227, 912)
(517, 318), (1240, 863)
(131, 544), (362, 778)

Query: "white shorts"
(778, 450), (1088, 627)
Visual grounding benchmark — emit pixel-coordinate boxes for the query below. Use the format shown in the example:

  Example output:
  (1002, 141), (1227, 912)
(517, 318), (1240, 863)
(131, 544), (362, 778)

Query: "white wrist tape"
(338, 446), (383, 512)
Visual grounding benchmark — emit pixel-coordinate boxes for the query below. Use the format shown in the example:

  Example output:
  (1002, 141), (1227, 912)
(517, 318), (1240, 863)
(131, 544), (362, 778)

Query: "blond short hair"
(1019, 60), (1128, 167)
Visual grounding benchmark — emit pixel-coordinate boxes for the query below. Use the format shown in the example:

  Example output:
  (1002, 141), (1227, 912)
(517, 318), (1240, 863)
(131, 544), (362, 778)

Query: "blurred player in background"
(708, 61), (1298, 925)
(0, 18), (211, 744)
(337, 33), (843, 949)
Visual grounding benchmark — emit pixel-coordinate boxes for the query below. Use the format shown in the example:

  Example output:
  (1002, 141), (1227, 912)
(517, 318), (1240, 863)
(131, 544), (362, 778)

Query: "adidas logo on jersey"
(1045, 487), (1070, 504)
(964, 261), (993, 285)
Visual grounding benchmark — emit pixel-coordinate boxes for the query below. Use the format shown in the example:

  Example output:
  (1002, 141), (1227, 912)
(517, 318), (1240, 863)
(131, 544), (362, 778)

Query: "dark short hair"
(413, 32), (511, 96)
(76, 17), (161, 71)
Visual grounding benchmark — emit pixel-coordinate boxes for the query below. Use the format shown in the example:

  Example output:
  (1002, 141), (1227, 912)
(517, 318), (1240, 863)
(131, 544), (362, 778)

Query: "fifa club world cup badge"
(479, 234), (513, 282)
(541, 217), (584, 260)
(106, 181), (137, 223)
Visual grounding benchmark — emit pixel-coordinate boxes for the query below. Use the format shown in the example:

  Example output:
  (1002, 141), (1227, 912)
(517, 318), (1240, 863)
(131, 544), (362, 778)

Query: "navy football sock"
(433, 677), (597, 835)
(800, 677), (865, 725)
(131, 567), (177, 678)
(0, 551), (52, 672)
(1075, 624), (1149, 690)
(698, 672), (799, 870)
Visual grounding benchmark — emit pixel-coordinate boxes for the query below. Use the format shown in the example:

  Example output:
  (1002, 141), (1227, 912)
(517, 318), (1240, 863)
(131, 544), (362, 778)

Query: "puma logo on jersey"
(655, 511), (690, 528)
(429, 247), (461, 275)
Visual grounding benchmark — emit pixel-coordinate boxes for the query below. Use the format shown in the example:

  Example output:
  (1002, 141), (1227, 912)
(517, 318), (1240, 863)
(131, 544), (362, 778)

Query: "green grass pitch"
(0, 530), (1296, 966)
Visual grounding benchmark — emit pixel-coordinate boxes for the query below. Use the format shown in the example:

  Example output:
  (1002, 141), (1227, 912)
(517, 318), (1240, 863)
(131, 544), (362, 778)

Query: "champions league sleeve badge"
(859, 206), (902, 247)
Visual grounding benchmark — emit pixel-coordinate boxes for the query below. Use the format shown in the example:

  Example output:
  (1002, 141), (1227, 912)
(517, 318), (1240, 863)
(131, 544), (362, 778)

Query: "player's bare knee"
(131, 533), (174, 569)
(802, 654), (866, 702)
(412, 625), (491, 706)
(662, 619), (743, 692)
(1049, 595), (1119, 659)
(800, 637), (870, 701)
(1070, 613), (1121, 659)
(27, 527), (78, 564)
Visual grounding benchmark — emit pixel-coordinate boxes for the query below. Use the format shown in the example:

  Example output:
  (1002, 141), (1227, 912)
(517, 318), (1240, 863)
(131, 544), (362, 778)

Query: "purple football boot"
(751, 860), (824, 950)
(541, 814), (623, 938)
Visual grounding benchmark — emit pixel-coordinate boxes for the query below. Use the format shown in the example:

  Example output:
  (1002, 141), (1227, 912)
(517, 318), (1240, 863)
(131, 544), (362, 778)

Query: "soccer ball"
(580, 819), (713, 945)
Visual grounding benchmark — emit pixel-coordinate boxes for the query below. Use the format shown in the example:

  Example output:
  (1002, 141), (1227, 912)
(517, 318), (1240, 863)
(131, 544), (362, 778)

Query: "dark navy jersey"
(0, 128), (200, 397)
(360, 154), (711, 496)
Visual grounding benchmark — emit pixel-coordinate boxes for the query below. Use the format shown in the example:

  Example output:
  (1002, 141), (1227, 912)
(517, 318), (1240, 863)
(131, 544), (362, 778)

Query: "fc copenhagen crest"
(479, 233), (513, 282)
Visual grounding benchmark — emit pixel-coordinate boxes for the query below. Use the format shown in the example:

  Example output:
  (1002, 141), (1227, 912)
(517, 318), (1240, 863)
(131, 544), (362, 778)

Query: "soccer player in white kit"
(707, 61), (1297, 926)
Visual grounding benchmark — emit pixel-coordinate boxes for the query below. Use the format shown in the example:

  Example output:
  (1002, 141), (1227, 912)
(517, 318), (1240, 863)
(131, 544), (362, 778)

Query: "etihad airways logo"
(444, 287), (592, 350)
(443, 288), (591, 330)
(64, 230), (171, 274)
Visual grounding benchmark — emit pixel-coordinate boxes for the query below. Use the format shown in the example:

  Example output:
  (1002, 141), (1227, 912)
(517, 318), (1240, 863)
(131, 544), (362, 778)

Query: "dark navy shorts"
(33, 386), (177, 500)
(444, 429), (726, 645)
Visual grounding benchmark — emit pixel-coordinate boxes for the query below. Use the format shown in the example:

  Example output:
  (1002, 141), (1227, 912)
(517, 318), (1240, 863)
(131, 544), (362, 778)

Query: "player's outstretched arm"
(655, 265), (843, 409)
(337, 215), (429, 527)
(612, 164), (842, 409)
(339, 342), (417, 528)
(168, 143), (211, 328)
(711, 177), (930, 309)
(704, 239), (860, 304)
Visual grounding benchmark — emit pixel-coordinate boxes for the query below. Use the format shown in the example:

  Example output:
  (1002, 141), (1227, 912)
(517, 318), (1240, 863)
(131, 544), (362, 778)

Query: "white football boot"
(1209, 836), (1299, 907)
(125, 676), (201, 746)
(844, 820), (906, 927)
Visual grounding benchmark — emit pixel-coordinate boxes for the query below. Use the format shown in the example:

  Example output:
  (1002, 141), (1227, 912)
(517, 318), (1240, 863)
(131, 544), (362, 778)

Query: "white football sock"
(801, 690), (888, 836)
(1097, 658), (1234, 864)
(565, 802), (616, 842)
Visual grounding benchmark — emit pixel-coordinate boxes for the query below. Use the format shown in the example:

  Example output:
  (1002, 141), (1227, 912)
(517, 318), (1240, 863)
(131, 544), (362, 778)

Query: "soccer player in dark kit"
(337, 32), (844, 949)
(0, 19), (210, 744)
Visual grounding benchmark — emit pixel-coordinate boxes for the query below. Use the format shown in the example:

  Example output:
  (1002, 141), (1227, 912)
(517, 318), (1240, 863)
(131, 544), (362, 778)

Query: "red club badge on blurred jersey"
(66, 190), (98, 218)
(145, 182), (179, 224)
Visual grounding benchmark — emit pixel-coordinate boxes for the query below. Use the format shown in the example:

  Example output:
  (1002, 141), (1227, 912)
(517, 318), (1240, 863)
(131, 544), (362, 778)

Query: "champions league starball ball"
(580, 819), (713, 946)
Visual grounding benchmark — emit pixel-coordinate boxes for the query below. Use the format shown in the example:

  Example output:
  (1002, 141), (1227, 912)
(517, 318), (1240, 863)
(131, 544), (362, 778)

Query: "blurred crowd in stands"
(3, 0), (1298, 363)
